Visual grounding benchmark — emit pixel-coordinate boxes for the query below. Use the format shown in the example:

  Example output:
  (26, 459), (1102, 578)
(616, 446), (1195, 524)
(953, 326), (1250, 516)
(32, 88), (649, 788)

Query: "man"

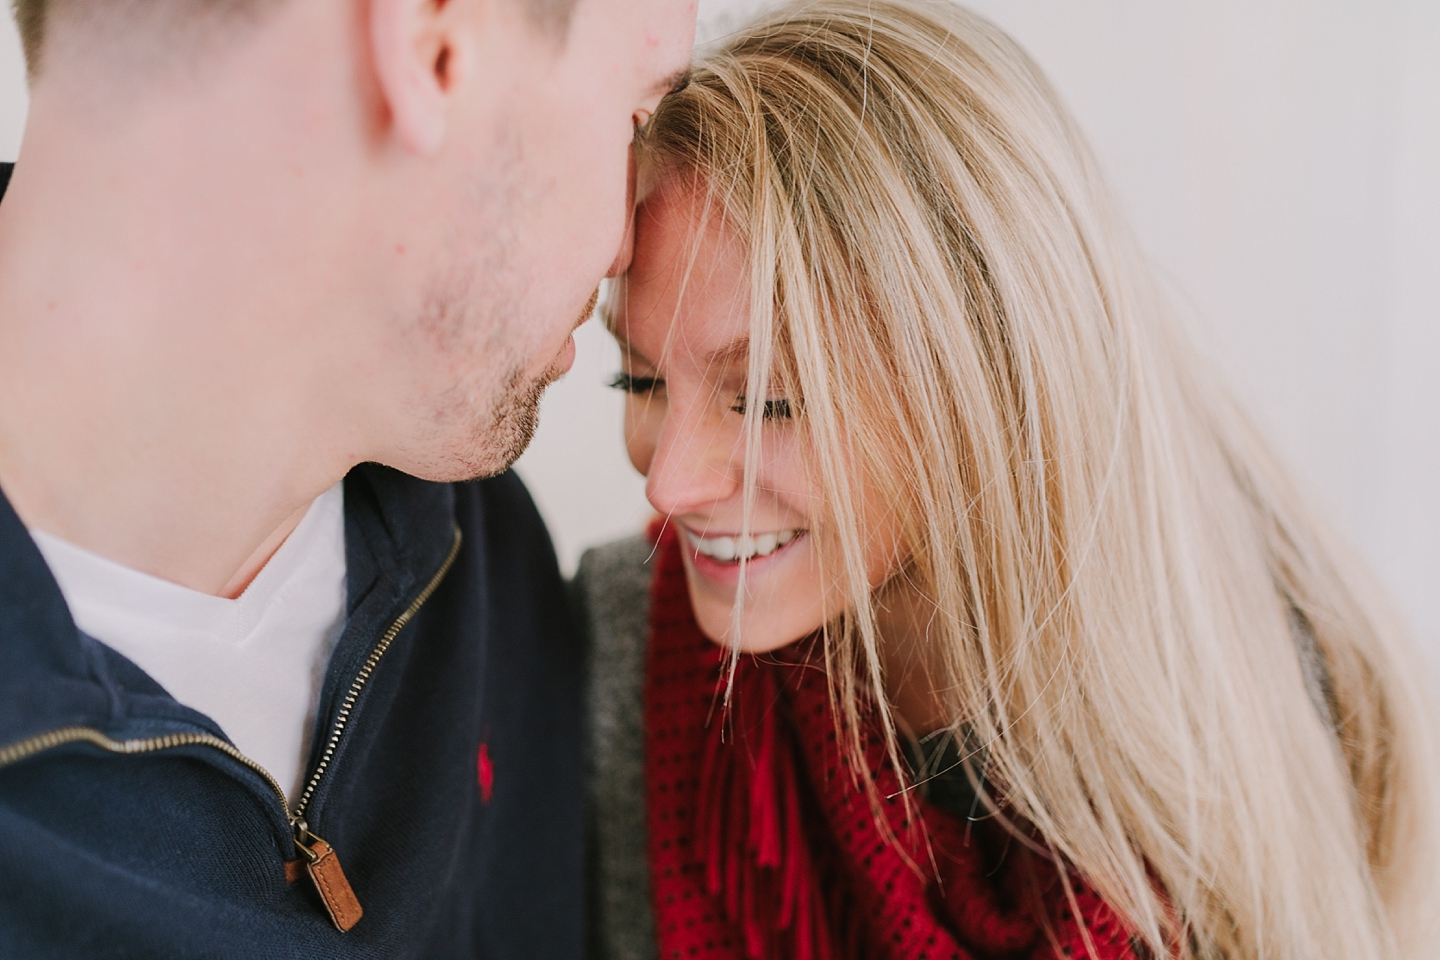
(0, 0), (694, 956)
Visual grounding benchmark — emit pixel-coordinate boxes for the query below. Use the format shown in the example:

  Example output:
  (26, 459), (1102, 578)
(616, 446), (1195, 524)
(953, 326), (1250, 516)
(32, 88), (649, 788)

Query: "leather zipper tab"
(295, 825), (363, 932)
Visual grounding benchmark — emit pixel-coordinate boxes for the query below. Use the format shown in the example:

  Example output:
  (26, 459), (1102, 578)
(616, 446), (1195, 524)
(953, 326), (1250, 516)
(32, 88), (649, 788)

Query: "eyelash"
(730, 397), (794, 421)
(607, 373), (793, 421)
(609, 372), (661, 394)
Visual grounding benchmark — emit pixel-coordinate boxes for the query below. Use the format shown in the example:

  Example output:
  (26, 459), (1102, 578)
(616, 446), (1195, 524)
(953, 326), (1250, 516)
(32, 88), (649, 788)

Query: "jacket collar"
(0, 463), (458, 748)
(0, 477), (108, 743)
(342, 463), (457, 611)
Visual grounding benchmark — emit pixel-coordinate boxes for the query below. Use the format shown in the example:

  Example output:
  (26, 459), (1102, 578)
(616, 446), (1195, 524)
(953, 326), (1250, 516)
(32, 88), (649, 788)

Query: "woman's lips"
(684, 528), (803, 562)
(681, 527), (808, 582)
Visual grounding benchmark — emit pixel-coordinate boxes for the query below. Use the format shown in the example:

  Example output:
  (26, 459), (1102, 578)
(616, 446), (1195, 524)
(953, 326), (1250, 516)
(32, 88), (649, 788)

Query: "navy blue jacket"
(0, 458), (585, 957)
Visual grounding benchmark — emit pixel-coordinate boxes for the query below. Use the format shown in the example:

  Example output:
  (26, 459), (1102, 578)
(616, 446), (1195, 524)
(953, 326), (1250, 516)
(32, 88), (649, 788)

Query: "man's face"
(384, 0), (696, 482)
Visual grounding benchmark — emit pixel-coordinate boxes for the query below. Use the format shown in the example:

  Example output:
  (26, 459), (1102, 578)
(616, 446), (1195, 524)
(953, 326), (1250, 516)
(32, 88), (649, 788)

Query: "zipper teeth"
(0, 726), (291, 815)
(292, 525), (462, 821)
(0, 524), (461, 834)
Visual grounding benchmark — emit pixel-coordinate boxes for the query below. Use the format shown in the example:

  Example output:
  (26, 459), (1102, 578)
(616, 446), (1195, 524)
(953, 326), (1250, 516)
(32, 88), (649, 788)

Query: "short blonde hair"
(636, 1), (1440, 957)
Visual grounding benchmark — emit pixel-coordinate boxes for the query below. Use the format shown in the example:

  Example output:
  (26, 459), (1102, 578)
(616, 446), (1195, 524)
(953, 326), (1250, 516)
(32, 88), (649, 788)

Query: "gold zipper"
(0, 727), (292, 810)
(291, 525), (462, 824)
(0, 524), (462, 932)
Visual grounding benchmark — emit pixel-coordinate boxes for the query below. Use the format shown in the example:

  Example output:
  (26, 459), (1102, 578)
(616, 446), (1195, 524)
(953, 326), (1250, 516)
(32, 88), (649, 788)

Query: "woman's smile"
(679, 524), (808, 581)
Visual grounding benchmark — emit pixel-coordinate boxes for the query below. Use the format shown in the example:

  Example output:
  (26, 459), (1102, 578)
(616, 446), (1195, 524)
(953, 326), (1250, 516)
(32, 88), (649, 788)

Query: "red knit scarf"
(644, 526), (1142, 960)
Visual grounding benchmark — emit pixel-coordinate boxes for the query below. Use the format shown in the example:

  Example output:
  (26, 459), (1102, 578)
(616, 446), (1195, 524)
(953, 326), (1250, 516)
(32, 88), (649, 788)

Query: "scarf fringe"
(698, 659), (852, 960)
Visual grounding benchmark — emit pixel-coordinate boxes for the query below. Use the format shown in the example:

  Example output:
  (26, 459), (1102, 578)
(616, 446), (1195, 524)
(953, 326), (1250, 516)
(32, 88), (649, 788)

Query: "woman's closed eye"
(730, 396), (793, 420)
(609, 372), (664, 395)
(610, 373), (790, 420)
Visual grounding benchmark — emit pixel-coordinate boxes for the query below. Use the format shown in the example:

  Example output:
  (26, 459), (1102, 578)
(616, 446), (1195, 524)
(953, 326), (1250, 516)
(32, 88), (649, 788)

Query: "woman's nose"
(644, 404), (742, 518)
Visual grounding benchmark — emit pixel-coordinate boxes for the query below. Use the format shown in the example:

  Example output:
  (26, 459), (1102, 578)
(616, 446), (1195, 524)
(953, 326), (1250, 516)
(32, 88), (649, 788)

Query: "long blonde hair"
(635, 1), (1440, 957)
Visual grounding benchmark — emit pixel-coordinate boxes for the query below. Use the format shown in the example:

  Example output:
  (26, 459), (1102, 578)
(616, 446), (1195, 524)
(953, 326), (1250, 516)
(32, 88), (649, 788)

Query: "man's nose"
(644, 406), (741, 518)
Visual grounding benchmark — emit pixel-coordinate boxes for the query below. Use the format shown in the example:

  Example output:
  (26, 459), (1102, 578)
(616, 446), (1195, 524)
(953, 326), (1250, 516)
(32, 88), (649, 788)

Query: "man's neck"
(0, 76), (372, 597)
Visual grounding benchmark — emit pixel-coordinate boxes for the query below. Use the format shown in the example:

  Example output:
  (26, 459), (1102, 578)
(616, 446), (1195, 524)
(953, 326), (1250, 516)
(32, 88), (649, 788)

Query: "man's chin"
(397, 333), (577, 484)
(441, 363), (563, 482)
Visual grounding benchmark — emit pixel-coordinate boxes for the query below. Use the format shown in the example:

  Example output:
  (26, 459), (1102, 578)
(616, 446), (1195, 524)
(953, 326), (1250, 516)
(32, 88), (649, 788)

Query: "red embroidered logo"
(477, 742), (494, 804)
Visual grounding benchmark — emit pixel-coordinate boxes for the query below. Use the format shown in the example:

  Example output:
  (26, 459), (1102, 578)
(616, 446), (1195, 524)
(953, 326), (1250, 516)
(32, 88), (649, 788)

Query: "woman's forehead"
(618, 183), (751, 367)
(630, 179), (744, 287)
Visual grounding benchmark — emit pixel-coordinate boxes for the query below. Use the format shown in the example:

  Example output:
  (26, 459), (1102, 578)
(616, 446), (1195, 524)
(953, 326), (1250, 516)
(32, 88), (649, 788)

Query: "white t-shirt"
(29, 484), (347, 803)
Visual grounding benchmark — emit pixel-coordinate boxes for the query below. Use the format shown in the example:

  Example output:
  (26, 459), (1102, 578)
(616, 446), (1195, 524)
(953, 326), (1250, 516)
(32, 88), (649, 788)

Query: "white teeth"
(685, 529), (805, 563)
(711, 537), (737, 561)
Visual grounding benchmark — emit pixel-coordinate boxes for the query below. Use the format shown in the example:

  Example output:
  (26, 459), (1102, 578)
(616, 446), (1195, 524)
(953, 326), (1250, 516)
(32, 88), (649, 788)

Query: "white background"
(0, 1), (1433, 662)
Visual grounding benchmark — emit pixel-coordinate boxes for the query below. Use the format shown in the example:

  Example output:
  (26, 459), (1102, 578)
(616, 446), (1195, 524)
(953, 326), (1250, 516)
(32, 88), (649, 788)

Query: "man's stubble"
(405, 115), (601, 483)
(413, 267), (596, 483)
(475, 285), (599, 475)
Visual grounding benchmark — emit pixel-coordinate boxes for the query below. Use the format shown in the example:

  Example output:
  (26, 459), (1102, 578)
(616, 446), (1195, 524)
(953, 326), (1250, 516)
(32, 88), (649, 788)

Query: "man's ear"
(370, 0), (464, 156)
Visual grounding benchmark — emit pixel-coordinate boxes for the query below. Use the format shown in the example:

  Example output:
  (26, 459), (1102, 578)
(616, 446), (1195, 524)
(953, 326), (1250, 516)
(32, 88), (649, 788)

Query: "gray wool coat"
(573, 536), (659, 960)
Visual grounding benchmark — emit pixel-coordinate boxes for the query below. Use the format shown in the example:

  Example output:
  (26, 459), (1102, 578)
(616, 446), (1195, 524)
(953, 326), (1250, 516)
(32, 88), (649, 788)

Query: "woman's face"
(609, 180), (904, 652)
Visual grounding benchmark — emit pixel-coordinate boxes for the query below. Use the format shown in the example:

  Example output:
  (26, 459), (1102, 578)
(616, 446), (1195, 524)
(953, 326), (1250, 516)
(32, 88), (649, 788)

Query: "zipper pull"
(294, 820), (364, 932)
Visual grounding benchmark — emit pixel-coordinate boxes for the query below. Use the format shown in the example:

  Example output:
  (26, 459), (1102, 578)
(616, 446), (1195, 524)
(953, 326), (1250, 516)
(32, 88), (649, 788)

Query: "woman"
(575, 2), (1440, 958)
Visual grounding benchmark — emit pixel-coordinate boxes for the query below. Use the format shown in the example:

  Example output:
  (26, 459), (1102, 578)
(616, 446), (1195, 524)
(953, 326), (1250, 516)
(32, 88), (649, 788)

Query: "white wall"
(0, 3), (1432, 660)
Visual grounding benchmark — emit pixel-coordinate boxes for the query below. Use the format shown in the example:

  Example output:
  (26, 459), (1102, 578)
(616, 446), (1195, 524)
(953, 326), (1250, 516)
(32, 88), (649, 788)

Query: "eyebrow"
(703, 338), (750, 368)
(610, 333), (749, 371)
(610, 329), (651, 366)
